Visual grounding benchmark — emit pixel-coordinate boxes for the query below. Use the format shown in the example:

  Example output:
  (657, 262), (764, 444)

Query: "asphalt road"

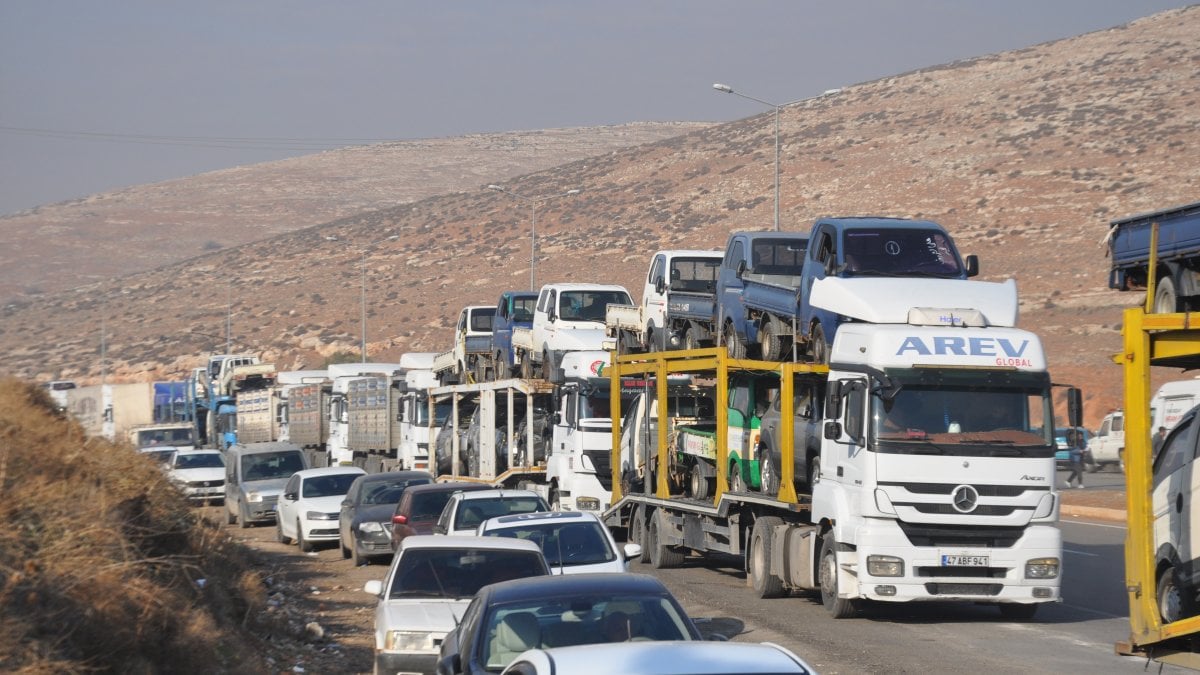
(208, 499), (1191, 674)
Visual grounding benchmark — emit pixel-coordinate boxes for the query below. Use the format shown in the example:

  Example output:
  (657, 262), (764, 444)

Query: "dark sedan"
(436, 573), (702, 675)
(339, 470), (433, 566)
(390, 482), (492, 551)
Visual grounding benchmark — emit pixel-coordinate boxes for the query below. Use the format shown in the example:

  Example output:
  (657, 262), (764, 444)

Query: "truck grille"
(897, 522), (1024, 548)
(916, 566), (1008, 579)
(904, 504), (1021, 517)
(879, 481), (1044, 497)
(924, 582), (1003, 596)
(187, 480), (224, 488)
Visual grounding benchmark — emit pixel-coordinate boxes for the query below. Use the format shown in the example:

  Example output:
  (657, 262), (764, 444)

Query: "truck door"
(718, 239), (747, 338)
(825, 376), (867, 489)
(646, 254), (668, 334)
(1153, 413), (1199, 583)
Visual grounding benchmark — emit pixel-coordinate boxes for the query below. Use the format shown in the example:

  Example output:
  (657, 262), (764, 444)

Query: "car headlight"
(1026, 557), (1060, 579)
(247, 492), (263, 503)
(358, 521), (385, 534)
(383, 630), (439, 652)
(306, 511), (338, 521)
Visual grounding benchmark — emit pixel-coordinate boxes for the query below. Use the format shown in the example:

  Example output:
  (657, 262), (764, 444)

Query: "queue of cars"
(181, 441), (814, 674)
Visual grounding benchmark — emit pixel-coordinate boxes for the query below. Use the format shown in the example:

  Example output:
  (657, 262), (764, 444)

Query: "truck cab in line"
(487, 291), (539, 380)
(607, 250), (724, 353)
(514, 283), (632, 380)
(326, 362), (403, 466)
(433, 305), (497, 386)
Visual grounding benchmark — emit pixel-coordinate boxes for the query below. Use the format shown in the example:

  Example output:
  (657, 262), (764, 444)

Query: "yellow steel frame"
(1119, 224), (1200, 666)
(608, 346), (827, 506)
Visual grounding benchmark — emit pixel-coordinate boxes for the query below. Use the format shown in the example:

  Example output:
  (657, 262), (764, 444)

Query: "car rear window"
(388, 548), (547, 599)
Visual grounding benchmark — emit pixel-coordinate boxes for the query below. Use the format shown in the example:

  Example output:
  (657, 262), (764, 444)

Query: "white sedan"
(275, 466), (366, 552)
(477, 510), (641, 575)
(166, 449), (225, 504)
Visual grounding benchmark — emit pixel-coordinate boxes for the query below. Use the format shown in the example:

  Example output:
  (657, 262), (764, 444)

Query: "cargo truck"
(606, 250), (724, 353)
(512, 283), (632, 380)
(326, 362), (403, 466)
(395, 352), (444, 472)
(607, 277), (1076, 619)
(274, 370), (328, 444)
(68, 381), (190, 442)
(1106, 200), (1200, 313)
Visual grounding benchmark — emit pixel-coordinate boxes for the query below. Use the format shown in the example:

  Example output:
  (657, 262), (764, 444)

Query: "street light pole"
(488, 185), (581, 290)
(713, 82), (782, 232)
(325, 234), (398, 362)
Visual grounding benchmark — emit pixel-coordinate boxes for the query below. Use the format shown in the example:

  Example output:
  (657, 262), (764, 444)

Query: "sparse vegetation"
(0, 378), (273, 673)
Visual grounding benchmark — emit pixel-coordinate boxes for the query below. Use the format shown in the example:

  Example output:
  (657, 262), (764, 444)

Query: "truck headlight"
(384, 630), (438, 652)
(867, 555), (904, 577)
(1025, 557), (1060, 579)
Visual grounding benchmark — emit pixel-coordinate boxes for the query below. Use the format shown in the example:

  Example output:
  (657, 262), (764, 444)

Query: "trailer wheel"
(689, 463), (711, 500)
(1155, 276), (1179, 314)
(724, 322), (747, 359)
(1158, 564), (1192, 623)
(648, 511), (684, 569)
(749, 516), (785, 598)
(630, 507), (651, 564)
(810, 324), (829, 365)
(819, 535), (858, 618)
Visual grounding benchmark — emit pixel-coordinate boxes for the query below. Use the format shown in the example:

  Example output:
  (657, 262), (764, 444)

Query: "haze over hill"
(0, 123), (707, 302)
(2, 7), (1199, 425)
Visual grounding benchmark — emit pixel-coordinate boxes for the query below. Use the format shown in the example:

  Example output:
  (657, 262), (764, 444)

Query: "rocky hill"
(3, 7), (1199, 426)
(0, 123), (707, 301)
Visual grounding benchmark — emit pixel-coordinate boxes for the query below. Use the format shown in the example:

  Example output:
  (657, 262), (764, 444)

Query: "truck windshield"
(511, 296), (536, 323)
(870, 377), (1053, 457)
(558, 290), (632, 322)
(750, 238), (806, 276)
(843, 228), (962, 278)
(137, 427), (195, 447)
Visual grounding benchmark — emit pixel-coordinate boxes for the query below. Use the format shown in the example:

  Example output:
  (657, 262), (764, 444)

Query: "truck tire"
(1158, 563), (1192, 623)
(724, 322), (746, 359)
(689, 463), (710, 500)
(819, 535), (858, 618)
(1155, 276), (1179, 314)
(810, 324), (829, 365)
(748, 516), (785, 598)
(760, 320), (785, 362)
(630, 507), (651, 564)
(648, 512), (685, 569)
(758, 444), (779, 496)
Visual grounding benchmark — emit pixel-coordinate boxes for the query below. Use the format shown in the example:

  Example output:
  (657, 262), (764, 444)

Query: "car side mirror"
(654, 277), (666, 294)
(623, 543), (643, 560)
(735, 259), (747, 279)
(363, 579), (383, 597)
(824, 420), (842, 440)
(964, 254), (979, 277)
(392, 514), (408, 525)
(283, 492), (297, 501)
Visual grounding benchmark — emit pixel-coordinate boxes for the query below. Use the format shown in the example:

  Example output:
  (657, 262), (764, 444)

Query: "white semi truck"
(326, 362), (403, 466)
(607, 277), (1078, 619)
(395, 352), (443, 472)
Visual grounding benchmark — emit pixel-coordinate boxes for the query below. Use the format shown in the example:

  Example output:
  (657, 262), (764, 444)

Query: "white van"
(1087, 410), (1125, 471)
(1152, 378), (1200, 433)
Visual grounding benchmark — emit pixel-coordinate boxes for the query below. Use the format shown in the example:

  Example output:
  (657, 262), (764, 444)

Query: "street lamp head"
(713, 83), (734, 94)
(565, 189), (581, 196)
(487, 184), (505, 192)
(324, 235), (339, 241)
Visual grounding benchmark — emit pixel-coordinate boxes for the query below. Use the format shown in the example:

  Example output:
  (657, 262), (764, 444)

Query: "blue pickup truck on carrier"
(1106, 200), (1200, 313)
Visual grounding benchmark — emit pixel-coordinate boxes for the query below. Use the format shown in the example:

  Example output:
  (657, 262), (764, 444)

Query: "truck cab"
(716, 231), (809, 361)
(526, 283), (631, 380)
(434, 305), (496, 385)
(800, 217), (976, 362)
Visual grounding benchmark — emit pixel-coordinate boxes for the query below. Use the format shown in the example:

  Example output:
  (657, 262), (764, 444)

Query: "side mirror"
(623, 543), (643, 560)
(964, 254), (980, 278)
(392, 514), (409, 525)
(823, 420), (842, 440)
(363, 579), (383, 597)
(654, 276), (666, 294)
(1067, 387), (1083, 428)
(825, 381), (843, 419)
(736, 259), (747, 279)
(547, 309), (557, 322)
(283, 492), (297, 501)
(553, 412), (563, 426)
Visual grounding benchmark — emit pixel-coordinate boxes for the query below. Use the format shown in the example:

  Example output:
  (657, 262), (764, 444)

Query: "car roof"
(482, 511), (596, 529)
(355, 470), (433, 485)
(815, 216), (944, 231)
(482, 573), (669, 605)
(227, 441), (304, 456)
(292, 466), (366, 479)
(172, 449), (221, 456)
(403, 481), (493, 496)
(399, 534), (544, 553)
(511, 641), (812, 674)
(458, 488), (542, 501)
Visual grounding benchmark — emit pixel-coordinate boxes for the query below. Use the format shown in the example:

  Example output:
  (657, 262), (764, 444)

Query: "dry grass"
(0, 377), (271, 674)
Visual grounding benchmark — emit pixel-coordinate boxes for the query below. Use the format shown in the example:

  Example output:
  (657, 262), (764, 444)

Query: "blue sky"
(0, 1), (1190, 215)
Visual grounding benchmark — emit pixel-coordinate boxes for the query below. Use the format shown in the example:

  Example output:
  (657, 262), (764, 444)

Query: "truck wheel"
(630, 507), (651, 564)
(648, 512), (685, 569)
(1158, 564), (1193, 623)
(761, 321), (785, 362)
(749, 516), (785, 598)
(729, 461), (748, 493)
(997, 603), (1039, 621)
(819, 535), (858, 618)
(1155, 276), (1179, 313)
(759, 446), (779, 496)
(724, 323), (746, 359)
(683, 329), (702, 351)
(689, 464), (710, 500)
(810, 324), (829, 365)
(542, 350), (554, 380)
(297, 521), (314, 553)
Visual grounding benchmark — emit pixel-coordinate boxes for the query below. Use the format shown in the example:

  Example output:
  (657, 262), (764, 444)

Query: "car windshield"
(480, 594), (693, 670)
(241, 451), (304, 481)
(484, 520), (615, 567)
(557, 290), (631, 322)
(302, 473), (361, 498)
(456, 497), (548, 530)
(842, 228), (962, 277)
(136, 428), (195, 447)
(174, 453), (223, 469)
(388, 548), (546, 600)
(362, 477), (431, 505)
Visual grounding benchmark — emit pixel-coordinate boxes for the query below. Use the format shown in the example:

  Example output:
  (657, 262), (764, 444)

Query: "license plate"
(942, 554), (989, 567)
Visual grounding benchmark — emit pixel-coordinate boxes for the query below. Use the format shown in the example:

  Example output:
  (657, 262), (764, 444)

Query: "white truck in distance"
(606, 250), (724, 352)
(432, 305), (496, 385)
(512, 283), (632, 379)
(395, 352), (443, 472)
(326, 362), (403, 466)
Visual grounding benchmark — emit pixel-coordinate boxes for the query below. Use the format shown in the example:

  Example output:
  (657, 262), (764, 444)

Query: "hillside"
(0, 122), (707, 302)
(2, 7), (1200, 425)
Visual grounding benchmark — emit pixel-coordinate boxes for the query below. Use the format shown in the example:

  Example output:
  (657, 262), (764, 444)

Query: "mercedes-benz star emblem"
(951, 485), (979, 513)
